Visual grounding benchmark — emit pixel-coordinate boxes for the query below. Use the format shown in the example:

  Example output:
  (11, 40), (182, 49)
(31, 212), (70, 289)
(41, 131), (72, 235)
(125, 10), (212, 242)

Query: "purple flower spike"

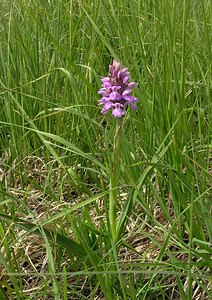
(98, 60), (138, 118)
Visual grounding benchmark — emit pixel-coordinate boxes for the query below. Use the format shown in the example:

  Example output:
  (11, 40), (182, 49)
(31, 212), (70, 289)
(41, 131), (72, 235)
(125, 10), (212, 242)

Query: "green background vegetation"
(0, 0), (211, 299)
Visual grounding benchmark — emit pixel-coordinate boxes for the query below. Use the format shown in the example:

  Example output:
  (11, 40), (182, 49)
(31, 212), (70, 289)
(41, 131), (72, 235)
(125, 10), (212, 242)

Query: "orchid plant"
(98, 60), (138, 241)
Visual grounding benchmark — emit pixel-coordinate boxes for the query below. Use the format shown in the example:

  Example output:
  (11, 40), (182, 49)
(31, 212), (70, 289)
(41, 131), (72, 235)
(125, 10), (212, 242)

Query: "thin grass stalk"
(187, 177), (194, 300)
(109, 120), (122, 242)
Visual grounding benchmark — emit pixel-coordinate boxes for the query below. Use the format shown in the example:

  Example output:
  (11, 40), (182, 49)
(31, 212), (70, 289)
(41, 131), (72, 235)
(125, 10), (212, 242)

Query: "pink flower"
(98, 60), (138, 118)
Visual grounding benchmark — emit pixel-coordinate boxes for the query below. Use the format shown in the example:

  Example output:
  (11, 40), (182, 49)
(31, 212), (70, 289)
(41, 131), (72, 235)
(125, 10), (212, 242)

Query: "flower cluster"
(98, 60), (138, 118)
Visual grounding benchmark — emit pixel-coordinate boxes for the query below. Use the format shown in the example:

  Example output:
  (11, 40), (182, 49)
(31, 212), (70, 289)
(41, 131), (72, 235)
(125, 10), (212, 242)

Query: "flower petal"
(128, 82), (136, 88)
(111, 85), (121, 92)
(104, 101), (113, 110)
(112, 107), (125, 118)
(101, 77), (110, 82)
(110, 91), (122, 100)
(122, 95), (134, 101)
(99, 97), (108, 104)
(103, 82), (112, 88)
(98, 89), (107, 95)
(123, 76), (129, 84)
(122, 89), (132, 97)
(122, 68), (128, 73)
(130, 103), (137, 110)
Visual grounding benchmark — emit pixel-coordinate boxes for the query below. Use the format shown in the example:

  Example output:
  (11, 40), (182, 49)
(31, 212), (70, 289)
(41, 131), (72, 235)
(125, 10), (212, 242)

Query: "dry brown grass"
(0, 155), (211, 299)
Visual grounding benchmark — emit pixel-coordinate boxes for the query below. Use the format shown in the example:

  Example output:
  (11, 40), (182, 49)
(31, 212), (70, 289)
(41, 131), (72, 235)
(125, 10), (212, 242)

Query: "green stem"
(109, 120), (122, 241)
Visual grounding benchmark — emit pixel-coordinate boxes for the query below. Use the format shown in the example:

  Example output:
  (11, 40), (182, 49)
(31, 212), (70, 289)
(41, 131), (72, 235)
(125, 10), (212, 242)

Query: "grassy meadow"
(0, 0), (211, 299)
